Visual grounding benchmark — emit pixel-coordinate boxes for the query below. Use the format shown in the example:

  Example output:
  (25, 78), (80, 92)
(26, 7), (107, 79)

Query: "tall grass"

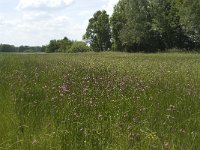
(0, 52), (200, 149)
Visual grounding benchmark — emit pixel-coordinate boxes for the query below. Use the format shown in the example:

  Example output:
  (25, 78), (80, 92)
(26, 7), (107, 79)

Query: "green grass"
(0, 52), (200, 149)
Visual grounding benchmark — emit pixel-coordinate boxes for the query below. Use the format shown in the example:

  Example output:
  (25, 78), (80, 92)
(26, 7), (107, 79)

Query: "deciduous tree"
(84, 10), (111, 51)
(110, 0), (126, 51)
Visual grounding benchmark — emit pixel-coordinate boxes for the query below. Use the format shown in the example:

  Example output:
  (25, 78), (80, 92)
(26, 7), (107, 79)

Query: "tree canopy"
(45, 37), (73, 53)
(109, 0), (200, 52)
(179, 0), (200, 47)
(83, 10), (111, 52)
(110, 0), (126, 51)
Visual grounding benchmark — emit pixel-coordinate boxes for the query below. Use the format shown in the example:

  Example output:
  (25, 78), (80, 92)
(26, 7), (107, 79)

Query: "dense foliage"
(110, 0), (200, 52)
(179, 0), (200, 45)
(110, 0), (126, 51)
(45, 37), (73, 53)
(69, 41), (91, 53)
(83, 10), (111, 52)
(45, 37), (91, 53)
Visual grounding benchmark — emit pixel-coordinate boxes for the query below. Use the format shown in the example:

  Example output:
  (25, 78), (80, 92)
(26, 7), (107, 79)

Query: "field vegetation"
(0, 52), (200, 149)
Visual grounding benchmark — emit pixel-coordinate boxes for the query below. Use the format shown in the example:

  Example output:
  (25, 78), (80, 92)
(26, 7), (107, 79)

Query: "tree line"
(44, 37), (91, 53)
(1, 0), (199, 53)
(0, 37), (91, 53)
(0, 44), (43, 52)
(84, 0), (200, 52)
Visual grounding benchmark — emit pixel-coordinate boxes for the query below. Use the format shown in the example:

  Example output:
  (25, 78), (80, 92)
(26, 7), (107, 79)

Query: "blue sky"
(0, 0), (118, 46)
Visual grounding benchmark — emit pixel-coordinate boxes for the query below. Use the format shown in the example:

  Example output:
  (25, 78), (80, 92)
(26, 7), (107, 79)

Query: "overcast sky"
(0, 0), (118, 46)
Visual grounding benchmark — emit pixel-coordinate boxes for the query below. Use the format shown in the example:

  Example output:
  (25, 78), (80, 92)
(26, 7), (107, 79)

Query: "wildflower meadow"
(0, 52), (200, 149)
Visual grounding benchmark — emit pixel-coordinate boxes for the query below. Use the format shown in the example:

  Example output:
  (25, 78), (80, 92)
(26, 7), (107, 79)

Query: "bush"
(69, 42), (91, 53)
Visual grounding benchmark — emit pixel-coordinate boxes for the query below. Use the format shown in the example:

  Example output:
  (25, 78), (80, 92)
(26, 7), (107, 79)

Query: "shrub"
(69, 42), (91, 53)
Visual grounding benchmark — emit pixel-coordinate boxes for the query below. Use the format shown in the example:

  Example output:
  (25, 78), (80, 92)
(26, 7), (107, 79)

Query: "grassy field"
(0, 52), (200, 150)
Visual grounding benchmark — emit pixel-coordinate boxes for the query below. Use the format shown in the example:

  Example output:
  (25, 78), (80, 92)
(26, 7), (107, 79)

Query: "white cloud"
(0, 0), (119, 46)
(0, 16), (19, 27)
(17, 0), (75, 10)
(102, 0), (118, 15)
(22, 11), (52, 21)
(0, 11), (74, 46)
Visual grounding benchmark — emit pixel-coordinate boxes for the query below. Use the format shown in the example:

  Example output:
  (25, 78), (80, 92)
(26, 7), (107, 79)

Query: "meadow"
(0, 52), (200, 150)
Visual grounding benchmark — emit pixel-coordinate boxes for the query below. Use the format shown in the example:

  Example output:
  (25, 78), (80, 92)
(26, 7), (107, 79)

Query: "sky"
(0, 0), (118, 46)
